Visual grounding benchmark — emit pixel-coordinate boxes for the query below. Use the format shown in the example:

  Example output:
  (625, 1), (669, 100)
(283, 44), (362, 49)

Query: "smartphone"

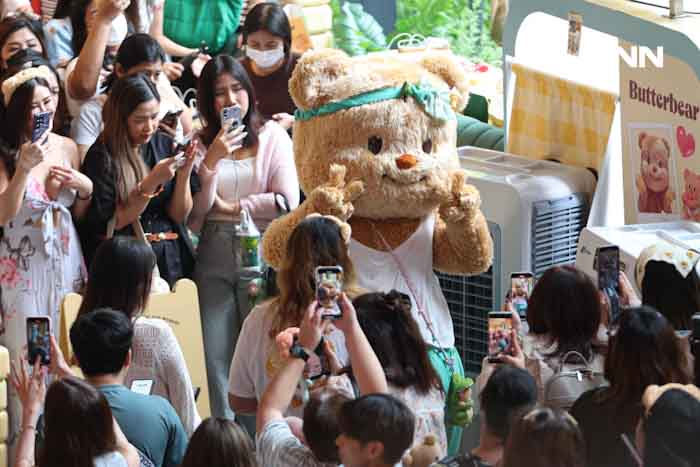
(315, 266), (344, 319)
(510, 272), (534, 317)
(172, 136), (193, 156)
(487, 311), (513, 363)
(161, 109), (183, 129)
(26, 317), (51, 366)
(595, 246), (620, 291)
(172, 153), (187, 169)
(31, 111), (52, 143)
(220, 105), (242, 133)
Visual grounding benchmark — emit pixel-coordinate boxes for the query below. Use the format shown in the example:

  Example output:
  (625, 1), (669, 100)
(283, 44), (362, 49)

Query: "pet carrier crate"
(438, 146), (597, 375)
(576, 221), (700, 297)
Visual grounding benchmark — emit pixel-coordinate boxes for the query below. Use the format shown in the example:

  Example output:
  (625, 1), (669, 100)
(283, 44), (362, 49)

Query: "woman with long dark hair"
(190, 54), (298, 419)
(4, 49), (69, 136)
(353, 290), (447, 456)
(571, 306), (691, 467)
(0, 63), (88, 453)
(76, 237), (201, 435)
(79, 73), (205, 286)
(12, 370), (140, 467)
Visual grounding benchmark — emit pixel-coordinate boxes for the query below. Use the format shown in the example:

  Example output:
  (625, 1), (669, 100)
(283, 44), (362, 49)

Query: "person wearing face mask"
(241, 2), (299, 131)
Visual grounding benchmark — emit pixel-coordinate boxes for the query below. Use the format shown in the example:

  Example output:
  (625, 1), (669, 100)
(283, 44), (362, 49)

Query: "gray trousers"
(193, 221), (256, 434)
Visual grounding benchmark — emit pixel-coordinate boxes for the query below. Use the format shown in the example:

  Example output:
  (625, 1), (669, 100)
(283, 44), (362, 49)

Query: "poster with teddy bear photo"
(627, 123), (681, 222)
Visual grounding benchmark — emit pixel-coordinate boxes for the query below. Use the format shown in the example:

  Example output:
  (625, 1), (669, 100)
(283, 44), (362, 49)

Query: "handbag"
(544, 351), (607, 410)
(106, 216), (170, 293)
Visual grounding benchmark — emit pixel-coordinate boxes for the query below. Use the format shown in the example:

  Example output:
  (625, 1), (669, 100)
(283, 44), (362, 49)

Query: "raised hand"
(49, 165), (93, 199)
(163, 62), (184, 82)
(309, 164), (364, 221)
(206, 125), (247, 163)
(439, 170), (481, 223)
(10, 357), (46, 425)
(149, 157), (179, 186)
(299, 302), (325, 352)
(272, 112), (295, 130)
(16, 135), (48, 175)
(96, 0), (130, 21)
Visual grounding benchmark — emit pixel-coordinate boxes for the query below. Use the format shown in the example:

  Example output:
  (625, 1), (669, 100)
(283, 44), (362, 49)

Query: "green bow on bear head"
(294, 79), (458, 123)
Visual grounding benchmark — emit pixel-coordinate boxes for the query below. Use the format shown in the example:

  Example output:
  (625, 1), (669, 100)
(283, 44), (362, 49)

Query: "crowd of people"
(1, 1), (700, 467)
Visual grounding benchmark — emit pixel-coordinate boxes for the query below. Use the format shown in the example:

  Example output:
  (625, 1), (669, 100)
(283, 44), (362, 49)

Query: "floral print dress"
(0, 176), (86, 449)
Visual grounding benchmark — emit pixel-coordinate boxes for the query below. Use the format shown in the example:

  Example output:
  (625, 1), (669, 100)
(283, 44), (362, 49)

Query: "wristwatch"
(290, 342), (310, 362)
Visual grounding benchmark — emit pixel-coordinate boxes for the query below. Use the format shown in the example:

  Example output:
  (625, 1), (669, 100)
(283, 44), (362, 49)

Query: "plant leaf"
(332, 1), (387, 56)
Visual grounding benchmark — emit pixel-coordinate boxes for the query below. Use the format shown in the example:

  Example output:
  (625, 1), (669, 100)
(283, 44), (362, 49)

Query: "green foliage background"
(329, 0), (503, 65)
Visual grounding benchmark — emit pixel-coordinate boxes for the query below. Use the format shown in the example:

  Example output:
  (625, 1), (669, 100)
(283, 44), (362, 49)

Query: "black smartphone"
(220, 105), (242, 133)
(161, 109), (183, 129)
(510, 272), (534, 317)
(487, 311), (513, 363)
(27, 317), (51, 366)
(172, 136), (193, 155)
(595, 246), (620, 291)
(315, 266), (343, 319)
(31, 111), (52, 143)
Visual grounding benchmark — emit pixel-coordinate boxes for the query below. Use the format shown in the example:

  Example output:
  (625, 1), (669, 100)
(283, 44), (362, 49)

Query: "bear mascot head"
(262, 49), (493, 356)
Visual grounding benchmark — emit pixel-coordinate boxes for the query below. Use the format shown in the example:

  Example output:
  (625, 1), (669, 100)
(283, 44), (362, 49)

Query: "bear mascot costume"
(262, 49), (493, 453)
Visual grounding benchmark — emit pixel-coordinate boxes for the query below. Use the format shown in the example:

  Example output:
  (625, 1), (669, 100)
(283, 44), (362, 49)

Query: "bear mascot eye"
(422, 138), (433, 154)
(368, 136), (383, 155)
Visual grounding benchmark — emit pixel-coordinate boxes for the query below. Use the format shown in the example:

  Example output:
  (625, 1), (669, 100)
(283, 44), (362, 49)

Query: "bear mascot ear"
(638, 131), (648, 149)
(289, 49), (356, 110)
(419, 53), (471, 112)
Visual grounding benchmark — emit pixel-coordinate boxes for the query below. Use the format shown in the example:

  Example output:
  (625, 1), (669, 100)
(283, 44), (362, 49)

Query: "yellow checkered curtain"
(507, 63), (617, 170)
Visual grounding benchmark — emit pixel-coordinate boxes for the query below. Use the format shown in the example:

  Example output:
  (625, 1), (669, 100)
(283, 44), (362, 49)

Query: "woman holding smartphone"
(189, 54), (298, 419)
(79, 73), (206, 286)
(0, 64), (89, 455)
(228, 216), (359, 420)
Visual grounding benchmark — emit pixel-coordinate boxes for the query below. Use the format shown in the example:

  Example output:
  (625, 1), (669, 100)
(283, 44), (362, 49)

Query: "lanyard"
(369, 221), (455, 371)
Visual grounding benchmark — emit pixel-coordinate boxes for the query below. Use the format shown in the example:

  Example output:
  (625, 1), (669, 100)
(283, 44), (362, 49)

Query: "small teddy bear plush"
(403, 435), (443, 467)
(263, 48), (493, 360)
(682, 168), (700, 221)
(636, 132), (675, 214)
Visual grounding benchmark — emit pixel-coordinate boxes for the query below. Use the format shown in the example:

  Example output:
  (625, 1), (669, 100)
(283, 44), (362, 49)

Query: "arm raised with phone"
(0, 136), (48, 225)
(257, 295), (387, 433)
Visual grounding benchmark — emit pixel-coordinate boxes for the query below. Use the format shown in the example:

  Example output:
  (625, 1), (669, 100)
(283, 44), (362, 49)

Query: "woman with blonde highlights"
(79, 73), (208, 286)
(228, 216), (361, 419)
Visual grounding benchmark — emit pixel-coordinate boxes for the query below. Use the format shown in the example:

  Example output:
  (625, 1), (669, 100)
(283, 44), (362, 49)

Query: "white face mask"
(246, 46), (285, 69)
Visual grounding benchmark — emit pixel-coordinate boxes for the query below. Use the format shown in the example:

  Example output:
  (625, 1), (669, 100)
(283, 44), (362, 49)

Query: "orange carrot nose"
(396, 154), (417, 170)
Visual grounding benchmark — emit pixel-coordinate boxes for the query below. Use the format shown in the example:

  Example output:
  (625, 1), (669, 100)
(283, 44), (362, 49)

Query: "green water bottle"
(236, 208), (261, 273)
